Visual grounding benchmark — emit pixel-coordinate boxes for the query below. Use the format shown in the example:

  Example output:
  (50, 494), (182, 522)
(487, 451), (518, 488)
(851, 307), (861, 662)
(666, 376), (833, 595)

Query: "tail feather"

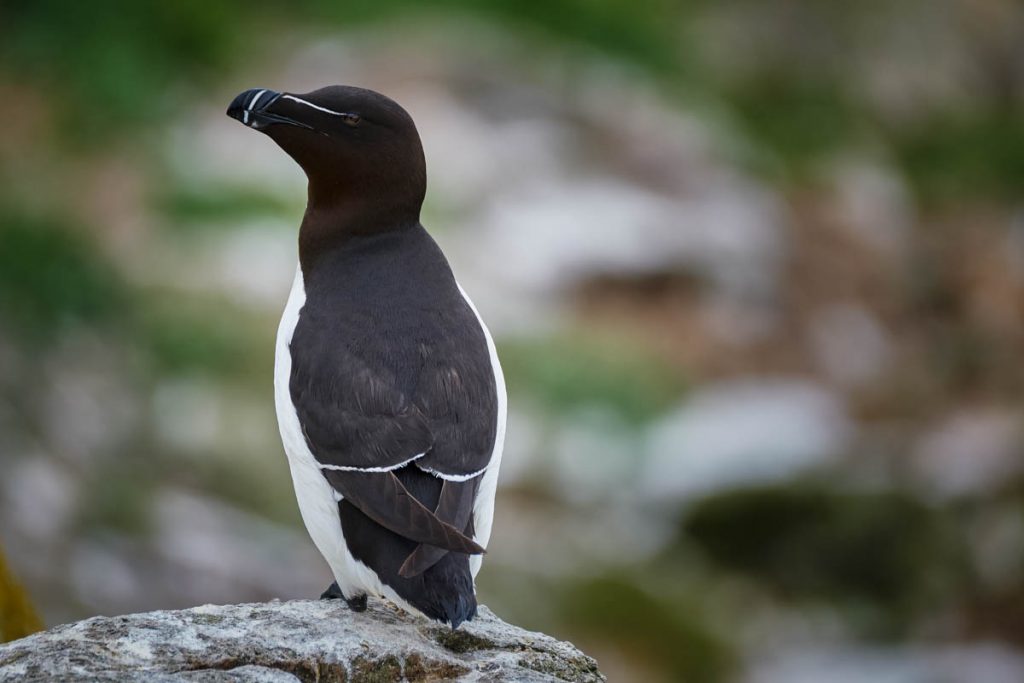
(337, 464), (479, 628)
(399, 478), (480, 578)
(324, 469), (484, 555)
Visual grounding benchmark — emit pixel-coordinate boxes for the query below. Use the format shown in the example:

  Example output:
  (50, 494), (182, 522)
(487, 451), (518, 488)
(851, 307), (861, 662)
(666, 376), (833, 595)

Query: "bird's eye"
(342, 113), (361, 127)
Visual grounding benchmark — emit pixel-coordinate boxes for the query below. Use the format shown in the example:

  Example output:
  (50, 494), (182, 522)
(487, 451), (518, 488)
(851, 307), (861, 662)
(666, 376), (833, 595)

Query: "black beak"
(226, 88), (314, 132)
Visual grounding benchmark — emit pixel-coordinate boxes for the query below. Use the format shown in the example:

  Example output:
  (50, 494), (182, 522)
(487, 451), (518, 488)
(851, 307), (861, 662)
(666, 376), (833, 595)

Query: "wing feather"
(324, 469), (484, 555)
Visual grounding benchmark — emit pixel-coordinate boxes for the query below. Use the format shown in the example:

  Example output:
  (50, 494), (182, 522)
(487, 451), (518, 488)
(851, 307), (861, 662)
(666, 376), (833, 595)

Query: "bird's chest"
(274, 267), (312, 466)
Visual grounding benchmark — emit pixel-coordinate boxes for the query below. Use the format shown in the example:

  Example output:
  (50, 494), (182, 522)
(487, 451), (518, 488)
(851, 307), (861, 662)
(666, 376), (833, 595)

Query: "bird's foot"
(346, 593), (368, 612)
(320, 582), (367, 612)
(320, 582), (344, 600)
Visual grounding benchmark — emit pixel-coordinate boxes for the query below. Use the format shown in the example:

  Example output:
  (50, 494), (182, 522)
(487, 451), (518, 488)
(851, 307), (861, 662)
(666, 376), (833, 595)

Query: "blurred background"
(2, 1), (1023, 681)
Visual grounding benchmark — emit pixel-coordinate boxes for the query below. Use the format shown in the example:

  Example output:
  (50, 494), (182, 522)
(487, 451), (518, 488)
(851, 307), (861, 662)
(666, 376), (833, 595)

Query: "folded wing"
(288, 274), (498, 570)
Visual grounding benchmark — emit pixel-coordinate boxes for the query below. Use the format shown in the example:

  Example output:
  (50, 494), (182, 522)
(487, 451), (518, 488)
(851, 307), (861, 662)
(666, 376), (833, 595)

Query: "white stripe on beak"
(247, 89), (267, 111)
(242, 89), (268, 126)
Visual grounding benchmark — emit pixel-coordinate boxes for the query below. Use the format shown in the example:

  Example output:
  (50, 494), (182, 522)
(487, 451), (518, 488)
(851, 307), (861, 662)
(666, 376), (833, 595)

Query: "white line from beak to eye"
(281, 94), (349, 117)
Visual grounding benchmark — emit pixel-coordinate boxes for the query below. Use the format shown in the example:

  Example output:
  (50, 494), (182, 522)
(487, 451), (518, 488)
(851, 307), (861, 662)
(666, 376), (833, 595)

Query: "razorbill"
(226, 86), (506, 628)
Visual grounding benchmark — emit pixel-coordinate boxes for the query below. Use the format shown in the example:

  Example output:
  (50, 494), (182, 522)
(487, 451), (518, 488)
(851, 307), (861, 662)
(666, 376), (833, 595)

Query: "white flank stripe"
(319, 452), (426, 473)
(281, 94), (349, 117)
(456, 283), (507, 579)
(417, 465), (489, 483)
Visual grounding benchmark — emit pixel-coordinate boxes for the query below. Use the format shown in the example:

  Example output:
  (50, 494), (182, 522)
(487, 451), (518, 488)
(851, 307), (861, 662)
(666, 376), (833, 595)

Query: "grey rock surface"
(0, 599), (604, 682)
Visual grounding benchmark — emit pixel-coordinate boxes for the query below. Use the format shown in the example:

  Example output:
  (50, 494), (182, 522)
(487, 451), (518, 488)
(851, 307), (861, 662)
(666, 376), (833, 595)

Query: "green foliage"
(2, 0), (691, 145)
(727, 75), (861, 174)
(559, 574), (735, 683)
(76, 457), (159, 536)
(498, 334), (686, 423)
(136, 302), (266, 377)
(2, 0), (242, 142)
(0, 210), (124, 341)
(6, 0), (1020, 202)
(682, 484), (969, 637)
(156, 184), (299, 228)
(891, 109), (1024, 202)
(303, 0), (687, 76)
(0, 211), (270, 374)
(185, 456), (302, 527)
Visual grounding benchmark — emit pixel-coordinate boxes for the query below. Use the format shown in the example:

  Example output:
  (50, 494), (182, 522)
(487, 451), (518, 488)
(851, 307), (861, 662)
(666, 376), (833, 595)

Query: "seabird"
(226, 86), (506, 628)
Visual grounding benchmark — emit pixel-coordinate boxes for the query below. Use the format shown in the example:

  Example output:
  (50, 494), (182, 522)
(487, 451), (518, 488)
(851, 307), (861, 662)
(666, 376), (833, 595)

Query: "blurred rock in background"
(2, 1), (1023, 681)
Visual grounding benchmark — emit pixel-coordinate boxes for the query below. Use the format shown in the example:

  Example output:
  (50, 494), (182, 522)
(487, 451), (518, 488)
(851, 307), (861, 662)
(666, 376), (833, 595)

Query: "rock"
(806, 304), (892, 388)
(0, 599), (604, 682)
(911, 410), (1024, 499)
(641, 379), (852, 502)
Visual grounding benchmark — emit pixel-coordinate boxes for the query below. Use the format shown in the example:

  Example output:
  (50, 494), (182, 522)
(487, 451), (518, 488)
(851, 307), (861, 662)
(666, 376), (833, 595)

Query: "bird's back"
(281, 224), (500, 626)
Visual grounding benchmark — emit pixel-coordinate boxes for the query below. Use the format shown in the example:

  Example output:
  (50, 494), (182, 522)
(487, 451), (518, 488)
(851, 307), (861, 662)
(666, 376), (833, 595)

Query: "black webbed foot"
(320, 582), (344, 600)
(320, 582), (367, 612)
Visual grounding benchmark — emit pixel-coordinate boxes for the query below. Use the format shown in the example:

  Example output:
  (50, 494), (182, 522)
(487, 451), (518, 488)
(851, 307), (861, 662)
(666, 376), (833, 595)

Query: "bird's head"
(227, 85), (426, 232)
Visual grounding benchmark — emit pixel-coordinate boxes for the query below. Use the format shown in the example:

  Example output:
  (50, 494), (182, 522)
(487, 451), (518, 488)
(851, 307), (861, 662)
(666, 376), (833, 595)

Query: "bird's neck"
(298, 189), (420, 274)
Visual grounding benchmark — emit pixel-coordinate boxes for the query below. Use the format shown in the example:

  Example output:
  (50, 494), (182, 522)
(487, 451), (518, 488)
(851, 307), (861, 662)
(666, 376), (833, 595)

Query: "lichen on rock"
(0, 549), (43, 644)
(0, 599), (604, 682)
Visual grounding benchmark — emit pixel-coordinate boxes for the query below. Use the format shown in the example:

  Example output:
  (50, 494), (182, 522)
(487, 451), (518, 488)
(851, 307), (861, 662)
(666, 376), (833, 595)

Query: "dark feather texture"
(290, 226), (497, 478)
(399, 478), (480, 577)
(288, 224), (498, 620)
(340, 464), (479, 627)
(324, 469), (483, 554)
